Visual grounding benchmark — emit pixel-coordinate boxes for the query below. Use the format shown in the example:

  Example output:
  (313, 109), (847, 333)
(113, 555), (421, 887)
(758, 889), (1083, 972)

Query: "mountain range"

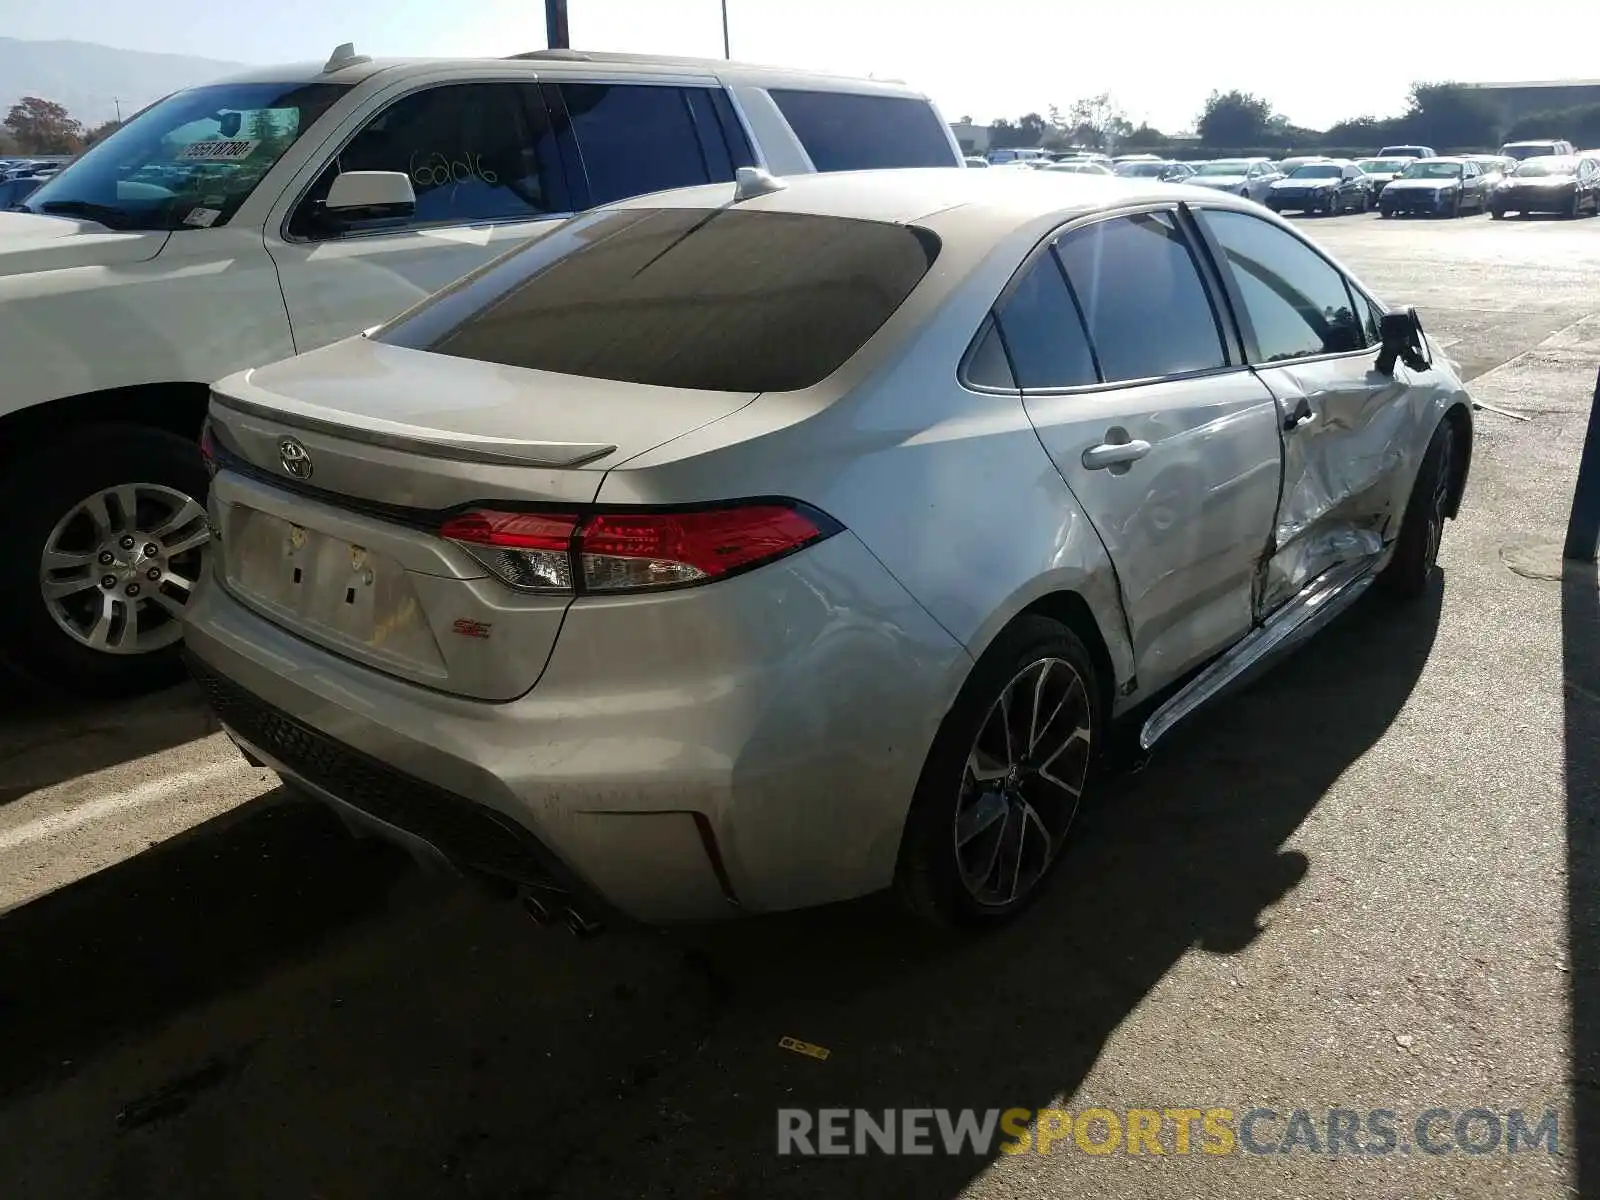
(0, 38), (247, 128)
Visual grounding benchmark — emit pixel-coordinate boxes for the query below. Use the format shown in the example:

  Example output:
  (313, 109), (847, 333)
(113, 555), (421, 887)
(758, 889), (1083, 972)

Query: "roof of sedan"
(606, 167), (1254, 232)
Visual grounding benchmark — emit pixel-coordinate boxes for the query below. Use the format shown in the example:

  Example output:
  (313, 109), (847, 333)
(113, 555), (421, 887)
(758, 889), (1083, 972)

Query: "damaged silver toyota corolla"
(183, 167), (1472, 931)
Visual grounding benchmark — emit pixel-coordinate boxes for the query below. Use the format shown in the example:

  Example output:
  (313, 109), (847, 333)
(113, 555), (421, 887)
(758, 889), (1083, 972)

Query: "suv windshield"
(1113, 161), (1169, 176)
(1358, 158), (1409, 173)
(1290, 164), (1343, 178)
(1513, 156), (1576, 177)
(1195, 161), (1249, 176)
(376, 207), (941, 393)
(22, 81), (349, 232)
(1401, 161), (1463, 179)
(1504, 144), (1559, 160)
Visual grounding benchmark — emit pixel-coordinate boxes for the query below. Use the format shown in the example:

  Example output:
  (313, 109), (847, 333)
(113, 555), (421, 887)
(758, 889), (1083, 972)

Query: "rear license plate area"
(223, 506), (416, 652)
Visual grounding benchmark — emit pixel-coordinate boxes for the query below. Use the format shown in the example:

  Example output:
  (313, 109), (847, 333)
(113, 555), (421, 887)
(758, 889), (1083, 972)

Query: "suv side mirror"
(325, 170), (416, 214)
(1375, 306), (1430, 376)
(316, 170), (417, 233)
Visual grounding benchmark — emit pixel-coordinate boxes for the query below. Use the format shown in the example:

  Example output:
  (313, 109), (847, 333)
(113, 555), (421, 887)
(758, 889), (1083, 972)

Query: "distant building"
(1457, 79), (1600, 128)
(950, 121), (992, 155)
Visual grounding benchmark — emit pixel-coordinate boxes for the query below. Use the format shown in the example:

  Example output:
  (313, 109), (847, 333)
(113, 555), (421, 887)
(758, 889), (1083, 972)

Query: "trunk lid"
(207, 336), (759, 700)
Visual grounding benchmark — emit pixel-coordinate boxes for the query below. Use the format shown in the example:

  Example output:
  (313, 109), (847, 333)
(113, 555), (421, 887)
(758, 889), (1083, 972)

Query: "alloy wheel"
(39, 482), (210, 655)
(953, 656), (1093, 908)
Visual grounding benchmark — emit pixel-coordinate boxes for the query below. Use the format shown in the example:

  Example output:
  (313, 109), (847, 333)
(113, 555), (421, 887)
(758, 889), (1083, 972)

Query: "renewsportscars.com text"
(777, 1106), (1559, 1157)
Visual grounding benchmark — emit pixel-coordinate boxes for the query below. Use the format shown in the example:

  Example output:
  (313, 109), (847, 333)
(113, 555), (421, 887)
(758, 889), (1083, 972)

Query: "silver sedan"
(185, 167), (1474, 930)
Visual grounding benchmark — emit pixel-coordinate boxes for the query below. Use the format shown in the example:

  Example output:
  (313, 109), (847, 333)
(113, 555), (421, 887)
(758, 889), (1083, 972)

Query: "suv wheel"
(0, 423), (210, 697)
(896, 616), (1100, 928)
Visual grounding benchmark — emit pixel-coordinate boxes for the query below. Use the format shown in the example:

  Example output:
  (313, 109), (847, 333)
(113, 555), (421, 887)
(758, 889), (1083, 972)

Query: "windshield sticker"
(183, 206), (221, 228)
(178, 139), (259, 162)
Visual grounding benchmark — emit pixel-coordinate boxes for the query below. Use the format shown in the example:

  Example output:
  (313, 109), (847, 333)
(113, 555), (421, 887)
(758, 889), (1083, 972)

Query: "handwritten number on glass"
(408, 151), (500, 189)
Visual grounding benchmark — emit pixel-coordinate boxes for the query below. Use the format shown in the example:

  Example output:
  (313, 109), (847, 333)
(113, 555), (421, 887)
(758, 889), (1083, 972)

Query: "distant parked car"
(988, 148), (1051, 165)
(1186, 157), (1280, 201)
(1112, 158), (1193, 181)
(1266, 159), (1371, 214)
(1378, 144), (1438, 160)
(1464, 155), (1515, 187)
(1044, 160), (1112, 175)
(1378, 157), (1491, 218)
(964, 156), (990, 168)
(0, 175), (46, 209)
(1499, 139), (1576, 162)
(1277, 155), (1330, 173)
(1489, 154), (1600, 218)
(1355, 156), (1418, 201)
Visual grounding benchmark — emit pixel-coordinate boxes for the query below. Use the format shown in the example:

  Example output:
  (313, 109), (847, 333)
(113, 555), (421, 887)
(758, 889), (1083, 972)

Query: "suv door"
(267, 81), (576, 353)
(993, 208), (1283, 690)
(1191, 205), (1416, 613)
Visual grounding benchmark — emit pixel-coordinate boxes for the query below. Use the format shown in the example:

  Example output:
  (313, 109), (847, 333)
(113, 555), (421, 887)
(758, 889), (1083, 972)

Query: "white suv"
(0, 45), (961, 695)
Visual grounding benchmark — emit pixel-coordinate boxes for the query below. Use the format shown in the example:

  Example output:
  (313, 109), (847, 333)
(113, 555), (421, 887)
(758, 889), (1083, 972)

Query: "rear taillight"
(439, 501), (840, 594)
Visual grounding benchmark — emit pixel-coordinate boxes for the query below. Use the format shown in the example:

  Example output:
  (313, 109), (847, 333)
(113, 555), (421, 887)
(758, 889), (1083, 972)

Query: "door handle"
(1283, 398), (1314, 432)
(1081, 437), (1152, 470)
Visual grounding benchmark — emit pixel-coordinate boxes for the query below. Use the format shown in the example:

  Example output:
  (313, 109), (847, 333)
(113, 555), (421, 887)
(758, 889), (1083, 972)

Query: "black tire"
(896, 615), (1101, 929)
(1491, 207), (1504, 219)
(1571, 192), (1584, 219)
(1450, 192), (1463, 218)
(0, 423), (209, 698)
(1379, 418), (1456, 601)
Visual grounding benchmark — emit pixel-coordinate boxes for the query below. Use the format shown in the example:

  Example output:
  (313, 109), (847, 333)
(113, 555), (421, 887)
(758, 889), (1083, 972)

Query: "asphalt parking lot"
(2, 209), (1598, 1199)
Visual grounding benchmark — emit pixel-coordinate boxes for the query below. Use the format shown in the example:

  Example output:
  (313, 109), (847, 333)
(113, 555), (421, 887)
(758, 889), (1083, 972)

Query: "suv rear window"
(767, 89), (958, 172)
(375, 207), (940, 392)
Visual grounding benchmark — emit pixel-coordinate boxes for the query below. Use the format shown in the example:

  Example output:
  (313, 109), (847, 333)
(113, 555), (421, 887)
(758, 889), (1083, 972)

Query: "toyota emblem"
(278, 436), (313, 479)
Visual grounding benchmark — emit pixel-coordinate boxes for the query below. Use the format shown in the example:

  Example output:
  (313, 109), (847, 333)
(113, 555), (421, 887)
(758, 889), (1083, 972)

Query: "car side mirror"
(317, 170), (417, 232)
(1375, 306), (1430, 376)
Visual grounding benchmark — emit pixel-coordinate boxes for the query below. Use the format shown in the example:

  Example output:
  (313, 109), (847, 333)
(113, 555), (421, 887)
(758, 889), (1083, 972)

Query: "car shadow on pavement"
(0, 585), (1441, 1199)
(0, 672), (217, 806)
(0, 792), (413, 1099)
(1564, 560), (1600, 1193)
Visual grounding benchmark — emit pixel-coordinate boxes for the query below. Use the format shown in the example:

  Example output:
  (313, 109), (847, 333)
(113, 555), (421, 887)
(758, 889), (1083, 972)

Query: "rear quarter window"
(376, 207), (940, 392)
(767, 89), (958, 171)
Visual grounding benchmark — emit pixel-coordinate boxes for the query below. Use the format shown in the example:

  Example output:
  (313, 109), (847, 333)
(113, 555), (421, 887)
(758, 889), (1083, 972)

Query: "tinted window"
(290, 83), (566, 238)
(768, 89), (957, 171)
(965, 316), (1016, 389)
(561, 83), (725, 206)
(1197, 208), (1364, 362)
(992, 252), (1097, 388)
(1054, 212), (1226, 383)
(376, 208), (939, 392)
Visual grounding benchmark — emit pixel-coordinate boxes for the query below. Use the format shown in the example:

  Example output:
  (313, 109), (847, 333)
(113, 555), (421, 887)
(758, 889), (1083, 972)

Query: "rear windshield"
(375, 207), (941, 392)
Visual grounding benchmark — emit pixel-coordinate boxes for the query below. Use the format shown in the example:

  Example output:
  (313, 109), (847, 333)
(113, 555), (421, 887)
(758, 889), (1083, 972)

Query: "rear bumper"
(182, 530), (968, 923)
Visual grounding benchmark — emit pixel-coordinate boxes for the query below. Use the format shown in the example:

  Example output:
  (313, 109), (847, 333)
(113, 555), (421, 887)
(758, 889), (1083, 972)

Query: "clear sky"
(6, 0), (1594, 133)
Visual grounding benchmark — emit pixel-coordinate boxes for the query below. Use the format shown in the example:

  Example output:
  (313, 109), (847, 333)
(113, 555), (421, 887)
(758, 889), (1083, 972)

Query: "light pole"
(721, 0), (730, 58)
(546, 0), (570, 50)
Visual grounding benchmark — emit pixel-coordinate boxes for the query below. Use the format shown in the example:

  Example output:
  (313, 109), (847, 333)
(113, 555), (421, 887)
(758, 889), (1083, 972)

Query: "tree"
(82, 119), (123, 149)
(988, 113), (1046, 149)
(4, 96), (82, 154)
(245, 109), (289, 162)
(1397, 82), (1497, 150)
(1059, 92), (1133, 151)
(1197, 90), (1273, 147)
(1506, 103), (1600, 146)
